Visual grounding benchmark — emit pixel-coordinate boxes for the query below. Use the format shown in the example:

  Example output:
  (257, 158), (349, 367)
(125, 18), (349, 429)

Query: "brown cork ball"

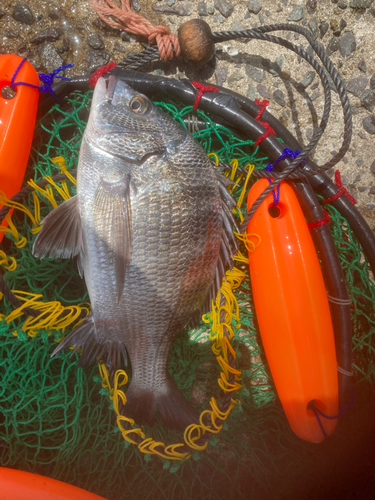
(178, 19), (215, 67)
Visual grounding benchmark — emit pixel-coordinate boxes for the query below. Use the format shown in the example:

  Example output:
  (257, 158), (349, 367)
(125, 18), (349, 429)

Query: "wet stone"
(358, 186), (368, 192)
(215, 67), (228, 86)
(362, 115), (375, 134)
(227, 73), (244, 85)
(269, 55), (284, 76)
(85, 49), (110, 73)
(113, 42), (126, 53)
(370, 159), (375, 174)
(358, 59), (367, 73)
(299, 71), (315, 88)
(308, 18), (319, 39)
(247, 0), (262, 14)
(338, 32), (356, 57)
(5, 30), (20, 38)
(230, 20), (247, 31)
(12, 4), (35, 25)
(48, 9), (59, 20)
(30, 28), (61, 45)
(247, 83), (257, 101)
(350, 0), (374, 7)
(327, 36), (339, 55)
(18, 42), (27, 53)
(272, 89), (286, 106)
(120, 31), (131, 42)
(319, 21), (329, 38)
(152, 3), (194, 16)
(245, 64), (264, 83)
(340, 19), (347, 30)
(214, 0), (234, 17)
(369, 186), (375, 195)
(310, 90), (321, 101)
(280, 70), (291, 80)
(132, 0), (141, 11)
(287, 5), (304, 21)
(198, 1), (208, 15)
(346, 76), (368, 96)
(257, 85), (270, 99)
(370, 74), (375, 90)
(38, 43), (63, 74)
(213, 13), (224, 22)
(330, 18), (339, 31)
(207, 3), (215, 14)
(62, 38), (70, 52)
(306, 0), (317, 11)
(88, 33), (105, 50)
(360, 90), (375, 111)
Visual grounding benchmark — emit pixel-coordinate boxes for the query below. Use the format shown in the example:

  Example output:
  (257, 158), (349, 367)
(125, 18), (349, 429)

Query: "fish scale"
(33, 76), (238, 430)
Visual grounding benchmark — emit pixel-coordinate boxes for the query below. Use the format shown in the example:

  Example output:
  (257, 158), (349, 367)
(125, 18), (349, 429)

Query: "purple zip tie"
(265, 148), (302, 206)
(10, 57), (74, 101)
(308, 387), (355, 439)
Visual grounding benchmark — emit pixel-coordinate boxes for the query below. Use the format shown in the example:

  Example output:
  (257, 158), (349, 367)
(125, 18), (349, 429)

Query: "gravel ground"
(1, 0), (375, 230)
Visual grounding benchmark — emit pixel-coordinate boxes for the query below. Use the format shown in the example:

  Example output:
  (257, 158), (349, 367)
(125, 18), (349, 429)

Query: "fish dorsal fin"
(92, 176), (132, 303)
(33, 195), (83, 259)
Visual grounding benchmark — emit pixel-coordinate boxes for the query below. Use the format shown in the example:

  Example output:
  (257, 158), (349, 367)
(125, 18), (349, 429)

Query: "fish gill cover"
(0, 90), (374, 500)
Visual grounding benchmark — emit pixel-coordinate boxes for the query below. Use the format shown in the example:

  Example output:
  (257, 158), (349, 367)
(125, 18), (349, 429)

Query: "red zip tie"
(254, 98), (270, 121)
(89, 61), (117, 88)
(253, 99), (276, 147)
(307, 209), (331, 229)
(191, 81), (219, 112)
(321, 170), (357, 205)
(253, 121), (277, 148)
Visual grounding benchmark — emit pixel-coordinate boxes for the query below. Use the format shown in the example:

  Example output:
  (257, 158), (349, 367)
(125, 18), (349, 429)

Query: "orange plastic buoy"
(0, 467), (107, 500)
(0, 55), (40, 241)
(247, 179), (338, 443)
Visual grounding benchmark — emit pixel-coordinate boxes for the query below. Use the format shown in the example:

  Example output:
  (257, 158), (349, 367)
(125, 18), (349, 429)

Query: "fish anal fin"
(92, 177), (132, 303)
(33, 195), (82, 259)
(51, 315), (127, 373)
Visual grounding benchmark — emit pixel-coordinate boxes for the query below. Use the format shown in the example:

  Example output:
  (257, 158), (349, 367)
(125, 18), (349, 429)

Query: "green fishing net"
(0, 90), (374, 500)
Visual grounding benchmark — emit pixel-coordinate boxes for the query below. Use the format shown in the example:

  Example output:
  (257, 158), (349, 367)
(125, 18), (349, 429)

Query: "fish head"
(85, 76), (186, 163)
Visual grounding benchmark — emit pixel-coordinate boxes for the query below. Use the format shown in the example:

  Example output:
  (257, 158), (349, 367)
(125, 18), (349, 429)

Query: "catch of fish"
(33, 76), (238, 430)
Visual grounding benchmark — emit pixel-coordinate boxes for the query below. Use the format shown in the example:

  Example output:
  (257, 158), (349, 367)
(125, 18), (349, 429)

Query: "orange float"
(246, 179), (338, 443)
(0, 467), (107, 500)
(0, 54), (39, 241)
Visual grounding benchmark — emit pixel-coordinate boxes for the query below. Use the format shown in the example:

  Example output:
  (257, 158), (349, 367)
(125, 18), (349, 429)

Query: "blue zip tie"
(10, 57), (74, 101)
(308, 387), (355, 440)
(265, 148), (302, 206)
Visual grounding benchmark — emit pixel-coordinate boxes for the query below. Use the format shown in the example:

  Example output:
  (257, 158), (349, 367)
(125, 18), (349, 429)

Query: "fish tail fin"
(123, 376), (199, 431)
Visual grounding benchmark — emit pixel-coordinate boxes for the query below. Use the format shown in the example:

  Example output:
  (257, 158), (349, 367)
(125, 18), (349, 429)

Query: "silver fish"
(33, 76), (238, 430)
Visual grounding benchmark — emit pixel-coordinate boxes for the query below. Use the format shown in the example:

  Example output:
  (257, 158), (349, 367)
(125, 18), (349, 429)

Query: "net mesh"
(0, 91), (374, 499)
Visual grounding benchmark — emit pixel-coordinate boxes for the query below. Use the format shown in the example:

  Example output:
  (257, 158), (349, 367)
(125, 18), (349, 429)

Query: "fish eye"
(130, 96), (149, 115)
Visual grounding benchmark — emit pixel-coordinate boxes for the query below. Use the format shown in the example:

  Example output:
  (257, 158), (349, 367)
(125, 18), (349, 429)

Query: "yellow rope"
(51, 156), (77, 185)
(4, 290), (89, 337)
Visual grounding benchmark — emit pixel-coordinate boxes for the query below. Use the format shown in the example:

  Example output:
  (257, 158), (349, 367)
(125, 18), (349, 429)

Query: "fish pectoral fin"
(33, 195), (83, 259)
(51, 314), (128, 375)
(92, 177), (132, 303)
